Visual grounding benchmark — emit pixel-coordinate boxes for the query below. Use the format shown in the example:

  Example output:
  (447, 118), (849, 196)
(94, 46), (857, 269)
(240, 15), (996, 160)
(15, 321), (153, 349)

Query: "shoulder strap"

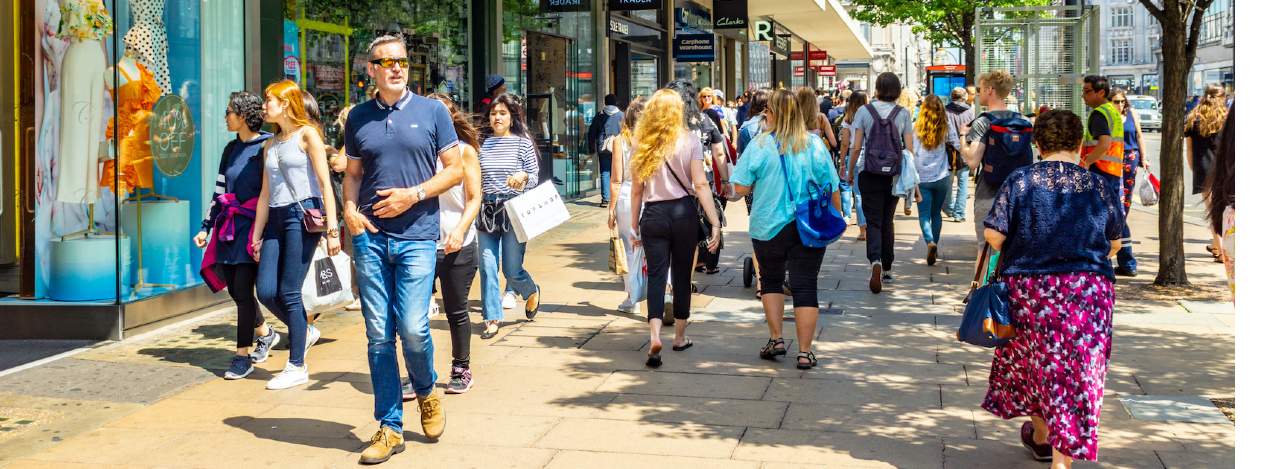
(885, 105), (902, 121)
(663, 161), (692, 196)
(971, 245), (993, 288)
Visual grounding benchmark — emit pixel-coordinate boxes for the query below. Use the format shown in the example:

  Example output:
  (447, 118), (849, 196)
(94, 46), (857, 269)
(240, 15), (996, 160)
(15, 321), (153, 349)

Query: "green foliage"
(847, 0), (1048, 48)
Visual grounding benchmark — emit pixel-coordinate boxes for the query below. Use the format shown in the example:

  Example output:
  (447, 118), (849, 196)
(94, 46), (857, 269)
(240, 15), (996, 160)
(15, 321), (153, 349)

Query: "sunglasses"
(1111, 99), (1127, 104)
(370, 57), (410, 69)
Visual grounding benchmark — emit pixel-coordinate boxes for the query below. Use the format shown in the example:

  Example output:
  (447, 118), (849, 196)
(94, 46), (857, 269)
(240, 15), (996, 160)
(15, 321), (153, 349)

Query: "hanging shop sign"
(713, 0), (747, 29)
(540, 0), (591, 12)
(790, 50), (829, 62)
(753, 20), (791, 57)
(609, 17), (632, 35)
(609, 0), (662, 11)
(673, 32), (715, 62)
(794, 66), (804, 77)
(817, 65), (837, 76)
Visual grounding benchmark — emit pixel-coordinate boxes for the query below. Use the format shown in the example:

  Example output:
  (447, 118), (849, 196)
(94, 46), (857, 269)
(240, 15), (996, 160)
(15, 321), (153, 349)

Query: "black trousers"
(699, 198), (726, 270)
(752, 223), (826, 308)
(858, 171), (898, 270)
(221, 263), (264, 348)
(436, 243), (478, 368)
(641, 197), (699, 321)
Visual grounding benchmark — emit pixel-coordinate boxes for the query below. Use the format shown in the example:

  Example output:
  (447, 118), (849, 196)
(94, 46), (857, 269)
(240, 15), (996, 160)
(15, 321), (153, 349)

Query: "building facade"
(1188, 0), (1234, 96)
(1087, 0), (1161, 97)
(863, 23), (930, 94)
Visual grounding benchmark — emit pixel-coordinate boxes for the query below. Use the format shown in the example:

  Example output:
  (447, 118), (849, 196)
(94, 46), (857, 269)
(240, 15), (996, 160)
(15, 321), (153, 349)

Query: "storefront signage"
(753, 20), (774, 41)
(673, 33), (715, 62)
(790, 50), (828, 61)
(540, 0), (591, 12)
(150, 94), (196, 177)
(794, 66), (804, 76)
(753, 20), (791, 58)
(609, 18), (631, 35)
(609, 0), (661, 11)
(817, 65), (836, 76)
(713, 0), (747, 29)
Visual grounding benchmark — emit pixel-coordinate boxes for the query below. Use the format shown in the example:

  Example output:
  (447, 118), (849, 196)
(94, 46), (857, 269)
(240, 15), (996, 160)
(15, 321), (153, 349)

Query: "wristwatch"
(414, 186), (427, 202)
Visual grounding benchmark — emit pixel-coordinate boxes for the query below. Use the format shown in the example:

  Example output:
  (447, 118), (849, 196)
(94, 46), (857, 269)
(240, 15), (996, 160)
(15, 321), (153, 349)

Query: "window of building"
(1111, 7), (1133, 28)
(1111, 38), (1132, 65)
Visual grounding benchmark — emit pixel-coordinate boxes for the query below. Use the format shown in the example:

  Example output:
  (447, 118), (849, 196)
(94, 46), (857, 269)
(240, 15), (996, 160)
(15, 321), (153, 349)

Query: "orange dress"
(100, 61), (161, 194)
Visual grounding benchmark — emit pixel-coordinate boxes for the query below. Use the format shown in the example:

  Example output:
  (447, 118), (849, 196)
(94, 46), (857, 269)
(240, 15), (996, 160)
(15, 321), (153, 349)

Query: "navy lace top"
(983, 160), (1124, 279)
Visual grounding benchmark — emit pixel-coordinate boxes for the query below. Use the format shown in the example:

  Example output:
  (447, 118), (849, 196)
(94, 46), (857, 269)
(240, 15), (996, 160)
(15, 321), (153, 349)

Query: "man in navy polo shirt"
(342, 34), (464, 464)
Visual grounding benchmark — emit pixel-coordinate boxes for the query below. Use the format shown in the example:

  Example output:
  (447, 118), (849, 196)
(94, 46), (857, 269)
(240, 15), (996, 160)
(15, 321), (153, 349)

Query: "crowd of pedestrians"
(193, 32), (1232, 466)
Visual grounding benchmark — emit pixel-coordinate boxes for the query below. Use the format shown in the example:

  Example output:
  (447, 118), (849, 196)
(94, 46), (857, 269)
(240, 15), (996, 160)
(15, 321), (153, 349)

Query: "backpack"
(979, 111), (1034, 187)
(945, 103), (971, 170)
(861, 103), (904, 176)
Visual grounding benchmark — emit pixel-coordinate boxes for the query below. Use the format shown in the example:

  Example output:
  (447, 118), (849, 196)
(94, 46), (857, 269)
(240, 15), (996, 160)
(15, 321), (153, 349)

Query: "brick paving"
(0, 193), (1234, 468)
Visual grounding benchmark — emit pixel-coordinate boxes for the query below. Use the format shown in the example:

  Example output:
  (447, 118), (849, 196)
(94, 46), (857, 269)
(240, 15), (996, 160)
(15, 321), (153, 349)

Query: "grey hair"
(951, 87), (967, 101)
(366, 34), (406, 55)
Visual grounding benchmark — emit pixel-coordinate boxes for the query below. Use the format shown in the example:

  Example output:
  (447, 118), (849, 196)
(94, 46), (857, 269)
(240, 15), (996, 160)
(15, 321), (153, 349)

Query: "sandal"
(671, 338), (694, 351)
(759, 338), (787, 361)
(480, 322), (500, 340)
(796, 351), (818, 370)
(704, 267), (721, 275)
(646, 341), (663, 368)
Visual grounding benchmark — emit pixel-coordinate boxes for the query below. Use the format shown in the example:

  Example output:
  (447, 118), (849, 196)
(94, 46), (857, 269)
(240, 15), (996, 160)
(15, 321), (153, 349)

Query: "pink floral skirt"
(981, 272), (1115, 461)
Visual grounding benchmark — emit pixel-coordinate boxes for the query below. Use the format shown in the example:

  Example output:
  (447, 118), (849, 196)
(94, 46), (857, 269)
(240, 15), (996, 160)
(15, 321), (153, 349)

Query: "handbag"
(779, 153), (847, 248)
(1138, 167), (1160, 207)
(505, 183), (572, 241)
(665, 163), (724, 241)
(609, 229), (629, 275)
(957, 246), (1015, 348)
(270, 139), (328, 234)
(302, 239), (355, 312)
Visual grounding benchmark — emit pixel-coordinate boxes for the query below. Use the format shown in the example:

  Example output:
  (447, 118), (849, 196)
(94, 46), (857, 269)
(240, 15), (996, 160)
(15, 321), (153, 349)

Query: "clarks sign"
(713, 0), (747, 29)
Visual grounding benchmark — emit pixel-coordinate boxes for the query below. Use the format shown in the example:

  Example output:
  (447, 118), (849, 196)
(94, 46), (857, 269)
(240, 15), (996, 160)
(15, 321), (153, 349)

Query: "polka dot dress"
(123, 0), (170, 94)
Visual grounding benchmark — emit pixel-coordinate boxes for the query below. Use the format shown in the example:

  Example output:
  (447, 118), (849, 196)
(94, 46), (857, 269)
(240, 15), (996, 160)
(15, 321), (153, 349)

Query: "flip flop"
(672, 338), (694, 351)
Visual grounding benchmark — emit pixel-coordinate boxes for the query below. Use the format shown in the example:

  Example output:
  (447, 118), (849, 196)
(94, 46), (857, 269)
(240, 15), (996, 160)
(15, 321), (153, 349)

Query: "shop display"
(123, 0), (171, 93)
(55, 0), (111, 204)
(48, 234), (131, 301)
(100, 54), (161, 195)
(121, 198), (192, 290)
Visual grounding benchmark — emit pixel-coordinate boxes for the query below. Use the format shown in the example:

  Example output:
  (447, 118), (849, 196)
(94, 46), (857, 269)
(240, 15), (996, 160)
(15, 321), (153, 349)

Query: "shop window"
(31, 0), (243, 302)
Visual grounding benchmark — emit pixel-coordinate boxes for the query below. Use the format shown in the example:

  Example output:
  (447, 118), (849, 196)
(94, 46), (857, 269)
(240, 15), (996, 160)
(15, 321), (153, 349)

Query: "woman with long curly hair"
(911, 94), (961, 265)
(608, 97), (648, 313)
(630, 89), (722, 368)
(249, 79), (342, 390)
(1204, 103), (1234, 295)
(1185, 84), (1228, 260)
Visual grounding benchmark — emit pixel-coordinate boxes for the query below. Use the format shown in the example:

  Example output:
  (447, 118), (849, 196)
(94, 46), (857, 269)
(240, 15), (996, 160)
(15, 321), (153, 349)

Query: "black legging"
(858, 171), (898, 271)
(221, 263), (265, 348)
(752, 223), (826, 308)
(641, 197), (700, 321)
(435, 243), (477, 368)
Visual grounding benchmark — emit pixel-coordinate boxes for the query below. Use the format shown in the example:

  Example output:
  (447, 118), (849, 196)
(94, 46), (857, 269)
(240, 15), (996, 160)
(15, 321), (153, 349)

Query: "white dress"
(613, 136), (646, 309)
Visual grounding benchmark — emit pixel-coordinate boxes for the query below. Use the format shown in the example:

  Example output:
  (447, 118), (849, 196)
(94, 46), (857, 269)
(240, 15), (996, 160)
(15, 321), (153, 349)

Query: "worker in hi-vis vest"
(1079, 74), (1134, 276)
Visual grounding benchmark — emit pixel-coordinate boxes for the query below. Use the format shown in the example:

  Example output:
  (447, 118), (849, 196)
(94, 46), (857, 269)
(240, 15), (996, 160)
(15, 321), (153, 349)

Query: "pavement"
(0, 183), (1234, 468)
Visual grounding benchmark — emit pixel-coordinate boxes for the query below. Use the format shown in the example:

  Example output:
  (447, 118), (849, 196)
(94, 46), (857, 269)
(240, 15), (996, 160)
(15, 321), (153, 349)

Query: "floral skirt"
(981, 272), (1115, 461)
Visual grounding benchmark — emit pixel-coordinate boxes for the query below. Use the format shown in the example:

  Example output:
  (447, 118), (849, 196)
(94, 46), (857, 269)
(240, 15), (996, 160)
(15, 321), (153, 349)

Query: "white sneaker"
(344, 299), (362, 311)
(304, 324), (321, 361)
(428, 297), (441, 319)
(266, 362), (309, 390)
(502, 292), (517, 310)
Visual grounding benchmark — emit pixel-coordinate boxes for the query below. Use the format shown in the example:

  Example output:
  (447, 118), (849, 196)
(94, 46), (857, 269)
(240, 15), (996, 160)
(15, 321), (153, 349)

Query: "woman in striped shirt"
(475, 93), (542, 339)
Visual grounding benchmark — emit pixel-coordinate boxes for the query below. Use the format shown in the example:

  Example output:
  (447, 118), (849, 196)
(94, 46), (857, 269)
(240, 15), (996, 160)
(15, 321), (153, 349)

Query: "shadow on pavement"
(223, 416), (363, 452)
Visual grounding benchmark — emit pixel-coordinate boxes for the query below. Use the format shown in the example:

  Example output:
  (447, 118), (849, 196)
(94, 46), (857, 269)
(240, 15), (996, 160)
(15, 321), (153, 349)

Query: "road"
(1137, 131), (1208, 224)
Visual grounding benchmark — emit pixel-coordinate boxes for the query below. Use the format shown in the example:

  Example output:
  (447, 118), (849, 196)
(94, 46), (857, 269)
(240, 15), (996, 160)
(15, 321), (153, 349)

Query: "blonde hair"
(761, 89), (809, 155)
(895, 88), (919, 112)
(795, 87), (819, 132)
(915, 94), (949, 149)
(977, 70), (1015, 98)
(631, 90), (685, 182)
(620, 96), (646, 140)
(1185, 85), (1228, 137)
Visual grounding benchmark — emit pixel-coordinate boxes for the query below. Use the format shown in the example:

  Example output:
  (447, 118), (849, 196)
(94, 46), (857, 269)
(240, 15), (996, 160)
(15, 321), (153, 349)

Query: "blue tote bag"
(779, 153), (847, 248)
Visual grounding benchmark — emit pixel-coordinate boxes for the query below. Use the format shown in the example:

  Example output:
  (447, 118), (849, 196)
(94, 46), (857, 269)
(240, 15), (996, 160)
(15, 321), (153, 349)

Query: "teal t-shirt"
(732, 133), (841, 241)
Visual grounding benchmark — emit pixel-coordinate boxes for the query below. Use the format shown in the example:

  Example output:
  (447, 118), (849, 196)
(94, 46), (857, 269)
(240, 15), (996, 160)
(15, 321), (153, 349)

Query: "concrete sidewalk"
(0, 192), (1233, 468)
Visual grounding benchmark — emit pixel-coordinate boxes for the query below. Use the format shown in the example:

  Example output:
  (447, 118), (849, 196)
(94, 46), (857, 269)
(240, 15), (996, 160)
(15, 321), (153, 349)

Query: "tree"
(845, 0), (1047, 83)
(1139, 0), (1215, 286)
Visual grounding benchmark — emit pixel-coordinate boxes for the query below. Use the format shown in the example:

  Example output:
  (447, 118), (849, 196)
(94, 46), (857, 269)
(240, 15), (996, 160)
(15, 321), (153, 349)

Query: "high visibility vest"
(1081, 103), (1125, 176)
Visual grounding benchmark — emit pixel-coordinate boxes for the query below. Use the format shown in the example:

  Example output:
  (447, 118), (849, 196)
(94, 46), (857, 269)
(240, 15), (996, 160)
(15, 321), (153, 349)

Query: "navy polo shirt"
(344, 91), (459, 240)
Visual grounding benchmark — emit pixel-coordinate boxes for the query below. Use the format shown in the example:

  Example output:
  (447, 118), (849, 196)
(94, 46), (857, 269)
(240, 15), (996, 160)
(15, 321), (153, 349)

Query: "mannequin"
(124, 0), (171, 93)
(54, 0), (112, 204)
(100, 51), (161, 195)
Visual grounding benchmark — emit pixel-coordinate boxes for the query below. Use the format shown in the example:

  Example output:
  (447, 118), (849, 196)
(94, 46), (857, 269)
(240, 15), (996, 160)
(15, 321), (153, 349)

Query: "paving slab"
(0, 358), (210, 404)
(591, 393), (787, 428)
(762, 378), (940, 407)
(733, 428), (942, 467)
(1119, 395), (1231, 424)
(781, 403), (976, 440)
(545, 450), (761, 469)
(1156, 449), (1234, 469)
(597, 370), (771, 400)
(534, 418), (743, 458)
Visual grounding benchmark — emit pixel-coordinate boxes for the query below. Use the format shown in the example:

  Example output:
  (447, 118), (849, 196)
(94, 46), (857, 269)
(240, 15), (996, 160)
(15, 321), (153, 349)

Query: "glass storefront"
(28, 0), (242, 302)
(747, 41), (771, 89)
(503, 3), (597, 198)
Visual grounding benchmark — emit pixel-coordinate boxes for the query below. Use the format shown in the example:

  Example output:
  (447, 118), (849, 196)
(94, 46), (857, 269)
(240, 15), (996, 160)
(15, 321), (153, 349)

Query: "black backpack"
(978, 111), (1034, 187)
(945, 103), (970, 171)
(861, 103), (904, 176)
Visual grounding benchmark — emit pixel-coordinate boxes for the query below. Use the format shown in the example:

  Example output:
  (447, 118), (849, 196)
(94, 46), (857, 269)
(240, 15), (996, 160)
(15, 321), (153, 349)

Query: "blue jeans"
(850, 158), (867, 227)
(256, 198), (321, 367)
(478, 228), (538, 321)
(599, 151), (612, 202)
(916, 176), (952, 244)
(351, 231), (438, 433)
(945, 167), (970, 219)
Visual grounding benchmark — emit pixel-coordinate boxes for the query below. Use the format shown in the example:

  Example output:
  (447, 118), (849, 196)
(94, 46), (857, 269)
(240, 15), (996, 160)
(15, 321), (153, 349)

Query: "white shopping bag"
(302, 241), (355, 312)
(505, 183), (571, 241)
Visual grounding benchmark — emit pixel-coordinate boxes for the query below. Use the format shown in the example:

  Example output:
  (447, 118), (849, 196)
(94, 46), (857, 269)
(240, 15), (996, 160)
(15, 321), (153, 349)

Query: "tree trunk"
(964, 42), (977, 85)
(1154, 20), (1190, 286)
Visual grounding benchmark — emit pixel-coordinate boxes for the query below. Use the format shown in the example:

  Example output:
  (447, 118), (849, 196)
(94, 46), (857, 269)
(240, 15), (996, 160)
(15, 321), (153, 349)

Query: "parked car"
(1129, 95), (1161, 132)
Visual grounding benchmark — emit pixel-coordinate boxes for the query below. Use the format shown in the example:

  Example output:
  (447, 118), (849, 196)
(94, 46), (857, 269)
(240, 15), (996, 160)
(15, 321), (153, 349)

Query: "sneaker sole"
(224, 366), (254, 380)
(266, 374), (309, 390)
(869, 264), (882, 294)
(358, 443), (405, 465)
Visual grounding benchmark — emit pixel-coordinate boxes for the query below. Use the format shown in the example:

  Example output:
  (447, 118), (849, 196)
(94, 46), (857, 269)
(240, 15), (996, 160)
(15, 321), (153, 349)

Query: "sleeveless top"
(619, 134), (635, 188)
(438, 143), (477, 249)
(1122, 110), (1140, 152)
(265, 131), (321, 207)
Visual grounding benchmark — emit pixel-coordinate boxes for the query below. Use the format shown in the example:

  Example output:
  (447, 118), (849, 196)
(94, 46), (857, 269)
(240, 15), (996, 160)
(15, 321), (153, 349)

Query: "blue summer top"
(983, 161), (1124, 280)
(264, 131), (321, 207)
(731, 133), (840, 241)
(1122, 110), (1140, 152)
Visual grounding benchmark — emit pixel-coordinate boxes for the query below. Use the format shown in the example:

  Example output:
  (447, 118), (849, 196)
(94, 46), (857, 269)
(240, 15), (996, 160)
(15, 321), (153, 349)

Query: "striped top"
(478, 135), (540, 196)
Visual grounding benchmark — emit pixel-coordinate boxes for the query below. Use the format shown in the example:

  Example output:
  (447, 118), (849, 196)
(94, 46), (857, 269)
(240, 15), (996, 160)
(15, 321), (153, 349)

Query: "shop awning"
(749, 0), (872, 61)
